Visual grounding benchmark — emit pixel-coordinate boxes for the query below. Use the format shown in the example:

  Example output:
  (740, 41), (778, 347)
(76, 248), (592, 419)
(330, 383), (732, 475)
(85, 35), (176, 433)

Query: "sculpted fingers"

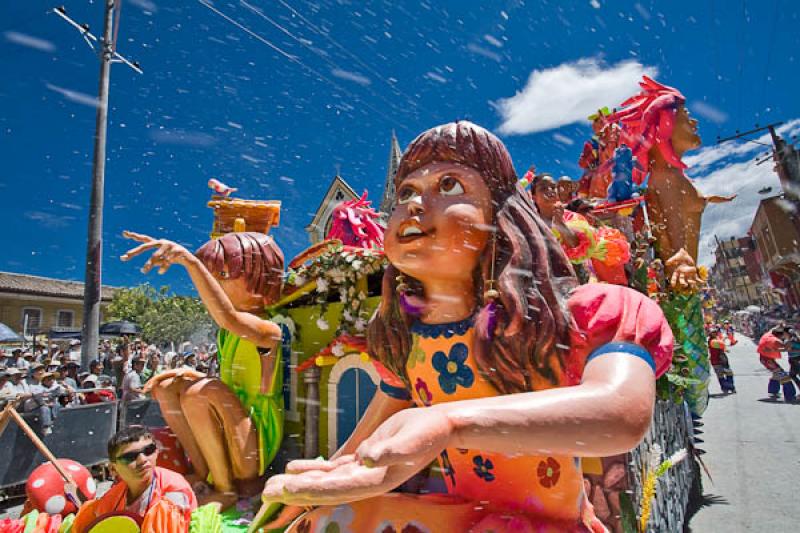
(122, 230), (154, 243)
(121, 240), (161, 261)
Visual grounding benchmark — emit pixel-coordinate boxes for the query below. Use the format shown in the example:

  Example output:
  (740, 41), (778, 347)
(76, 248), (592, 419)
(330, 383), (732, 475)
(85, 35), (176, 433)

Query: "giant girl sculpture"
(261, 121), (673, 532)
(121, 230), (285, 508)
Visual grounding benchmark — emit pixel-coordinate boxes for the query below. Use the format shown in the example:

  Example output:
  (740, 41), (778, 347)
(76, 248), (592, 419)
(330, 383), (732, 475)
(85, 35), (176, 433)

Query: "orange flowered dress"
(288, 284), (673, 533)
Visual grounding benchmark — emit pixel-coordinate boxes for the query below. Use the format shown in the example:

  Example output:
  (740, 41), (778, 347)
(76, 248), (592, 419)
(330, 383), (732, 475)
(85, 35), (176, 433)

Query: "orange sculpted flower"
(537, 457), (561, 488)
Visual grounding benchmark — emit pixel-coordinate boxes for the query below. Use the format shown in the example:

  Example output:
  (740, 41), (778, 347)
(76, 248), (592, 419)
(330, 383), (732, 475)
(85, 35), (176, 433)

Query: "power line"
(196, 0), (413, 134)
(239, 0), (420, 123)
(198, 0), (297, 61)
(272, 0), (436, 119)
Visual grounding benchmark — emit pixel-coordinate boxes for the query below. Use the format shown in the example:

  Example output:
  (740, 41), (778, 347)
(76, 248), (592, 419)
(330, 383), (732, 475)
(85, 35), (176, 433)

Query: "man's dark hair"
(108, 426), (154, 460)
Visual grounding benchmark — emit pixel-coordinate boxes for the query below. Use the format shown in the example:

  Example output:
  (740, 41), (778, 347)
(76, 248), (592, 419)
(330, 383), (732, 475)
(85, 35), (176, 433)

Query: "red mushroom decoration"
(150, 426), (191, 475)
(25, 459), (97, 516)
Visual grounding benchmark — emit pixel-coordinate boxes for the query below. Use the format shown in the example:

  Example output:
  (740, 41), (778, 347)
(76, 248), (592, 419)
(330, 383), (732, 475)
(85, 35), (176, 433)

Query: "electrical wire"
(196, 0), (413, 134)
(239, 0), (420, 123)
(272, 0), (437, 118)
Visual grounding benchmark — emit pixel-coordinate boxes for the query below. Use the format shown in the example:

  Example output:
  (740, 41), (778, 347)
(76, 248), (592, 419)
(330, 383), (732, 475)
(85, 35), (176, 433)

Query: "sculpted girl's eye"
(439, 176), (464, 196)
(397, 186), (417, 204)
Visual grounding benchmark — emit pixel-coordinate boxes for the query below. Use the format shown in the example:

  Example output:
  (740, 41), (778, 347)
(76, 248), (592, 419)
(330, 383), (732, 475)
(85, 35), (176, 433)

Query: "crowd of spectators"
(0, 338), (217, 435)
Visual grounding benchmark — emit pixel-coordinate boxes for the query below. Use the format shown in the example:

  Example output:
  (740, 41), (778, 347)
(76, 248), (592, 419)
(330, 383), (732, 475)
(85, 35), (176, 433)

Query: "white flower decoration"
(316, 277), (329, 292)
(354, 318), (367, 332)
(331, 343), (345, 357)
(316, 317), (330, 331)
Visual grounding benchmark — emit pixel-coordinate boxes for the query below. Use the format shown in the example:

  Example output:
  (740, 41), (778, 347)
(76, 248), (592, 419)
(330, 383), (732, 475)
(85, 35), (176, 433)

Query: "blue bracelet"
(380, 380), (412, 401)
(586, 342), (655, 373)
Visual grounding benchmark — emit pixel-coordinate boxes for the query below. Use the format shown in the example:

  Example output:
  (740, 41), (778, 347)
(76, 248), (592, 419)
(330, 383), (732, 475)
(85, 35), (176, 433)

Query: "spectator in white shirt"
(24, 366), (59, 435)
(121, 357), (146, 402)
(6, 368), (30, 397)
(17, 351), (33, 371)
(0, 370), (13, 402)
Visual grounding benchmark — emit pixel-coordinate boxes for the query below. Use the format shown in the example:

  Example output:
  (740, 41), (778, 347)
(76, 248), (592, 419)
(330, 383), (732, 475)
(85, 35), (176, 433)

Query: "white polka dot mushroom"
(25, 459), (97, 517)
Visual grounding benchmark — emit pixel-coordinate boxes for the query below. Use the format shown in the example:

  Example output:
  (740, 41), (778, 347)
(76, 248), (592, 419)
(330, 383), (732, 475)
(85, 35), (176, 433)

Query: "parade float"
(253, 123), (689, 531)
(6, 79), (722, 533)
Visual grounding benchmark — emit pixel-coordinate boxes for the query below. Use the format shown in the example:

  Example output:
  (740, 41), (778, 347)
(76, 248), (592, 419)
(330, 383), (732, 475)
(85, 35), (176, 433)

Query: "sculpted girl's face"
(386, 162), (493, 283)
(215, 270), (265, 312)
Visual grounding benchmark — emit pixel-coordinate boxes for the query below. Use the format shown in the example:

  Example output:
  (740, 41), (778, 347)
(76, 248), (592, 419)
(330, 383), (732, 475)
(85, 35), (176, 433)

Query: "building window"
(22, 308), (42, 332)
(56, 310), (74, 328)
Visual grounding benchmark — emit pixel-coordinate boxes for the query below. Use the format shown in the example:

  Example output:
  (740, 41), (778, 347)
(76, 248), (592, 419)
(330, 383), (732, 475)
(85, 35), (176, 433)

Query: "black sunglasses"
(115, 443), (158, 465)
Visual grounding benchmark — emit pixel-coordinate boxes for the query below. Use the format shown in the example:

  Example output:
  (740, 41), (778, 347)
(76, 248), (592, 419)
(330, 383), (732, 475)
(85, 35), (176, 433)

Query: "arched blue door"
(336, 367), (377, 448)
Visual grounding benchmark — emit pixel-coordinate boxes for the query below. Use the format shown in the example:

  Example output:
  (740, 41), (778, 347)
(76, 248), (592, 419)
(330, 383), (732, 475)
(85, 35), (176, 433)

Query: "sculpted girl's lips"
(397, 221), (432, 243)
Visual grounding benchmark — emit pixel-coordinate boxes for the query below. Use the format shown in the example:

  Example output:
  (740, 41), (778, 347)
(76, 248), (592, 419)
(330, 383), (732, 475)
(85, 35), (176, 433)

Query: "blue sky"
(2, 0), (798, 294)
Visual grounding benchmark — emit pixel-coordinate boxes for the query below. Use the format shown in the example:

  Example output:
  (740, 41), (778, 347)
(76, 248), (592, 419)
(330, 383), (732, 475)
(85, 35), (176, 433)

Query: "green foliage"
(107, 284), (215, 345)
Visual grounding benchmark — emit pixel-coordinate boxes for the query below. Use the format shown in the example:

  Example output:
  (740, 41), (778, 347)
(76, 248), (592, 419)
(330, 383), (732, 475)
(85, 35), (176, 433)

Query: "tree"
(106, 284), (216, 346)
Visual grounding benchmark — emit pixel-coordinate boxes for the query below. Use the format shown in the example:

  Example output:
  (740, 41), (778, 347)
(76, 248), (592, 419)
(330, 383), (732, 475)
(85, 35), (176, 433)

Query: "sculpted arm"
(121, 231), (281, 350)
(442, 353), (654, 457)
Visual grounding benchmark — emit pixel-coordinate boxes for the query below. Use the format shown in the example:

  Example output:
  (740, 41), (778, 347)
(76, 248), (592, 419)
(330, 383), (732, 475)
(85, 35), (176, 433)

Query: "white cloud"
(45, 83), (99, 108)
(691, 121), (800, 265)
(494, 58), (657, 135)
(689, 101), (728, 125)
(330, 69), (371, 86)
(4, 31), (55, 52)
(466, 43), (502, 62)
(552, 133), (574, 146)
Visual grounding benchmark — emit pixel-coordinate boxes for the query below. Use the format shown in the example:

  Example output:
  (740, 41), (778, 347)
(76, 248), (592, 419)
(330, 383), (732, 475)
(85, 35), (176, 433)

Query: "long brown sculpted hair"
(195, 232), (284, 305)
(368, 121), (577, 394)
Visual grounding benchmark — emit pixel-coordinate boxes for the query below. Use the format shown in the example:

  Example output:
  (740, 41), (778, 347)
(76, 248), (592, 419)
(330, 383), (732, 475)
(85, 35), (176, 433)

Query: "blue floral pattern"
(472, 455), (495, 482)
(431, 342), (474, 394)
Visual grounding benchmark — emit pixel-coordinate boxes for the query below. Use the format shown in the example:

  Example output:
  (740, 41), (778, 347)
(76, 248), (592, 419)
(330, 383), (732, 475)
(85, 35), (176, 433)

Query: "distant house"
(0, 272), (117, 340)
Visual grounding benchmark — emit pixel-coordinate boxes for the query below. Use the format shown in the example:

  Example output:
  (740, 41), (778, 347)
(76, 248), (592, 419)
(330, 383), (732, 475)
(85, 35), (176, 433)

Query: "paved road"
(688, 333), (800, 532)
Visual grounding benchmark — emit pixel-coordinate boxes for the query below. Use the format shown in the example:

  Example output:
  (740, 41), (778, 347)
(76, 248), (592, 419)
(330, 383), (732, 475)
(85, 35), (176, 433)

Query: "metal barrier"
(0, 402), (118, 488)
(0, 399), (167, 489)
(119, 398), (166, 428)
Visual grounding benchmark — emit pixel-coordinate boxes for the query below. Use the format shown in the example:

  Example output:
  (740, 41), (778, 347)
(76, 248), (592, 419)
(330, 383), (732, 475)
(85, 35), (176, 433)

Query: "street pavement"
(687, 333), (800, 532)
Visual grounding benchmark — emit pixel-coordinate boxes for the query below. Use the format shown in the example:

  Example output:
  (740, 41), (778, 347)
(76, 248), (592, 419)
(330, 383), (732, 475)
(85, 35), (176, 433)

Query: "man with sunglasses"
(72, 426), (197, 532)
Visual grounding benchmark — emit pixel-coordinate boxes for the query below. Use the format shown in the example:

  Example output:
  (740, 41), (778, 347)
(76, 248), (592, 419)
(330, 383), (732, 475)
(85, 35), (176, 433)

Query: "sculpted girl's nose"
(407, 195), (424, 215)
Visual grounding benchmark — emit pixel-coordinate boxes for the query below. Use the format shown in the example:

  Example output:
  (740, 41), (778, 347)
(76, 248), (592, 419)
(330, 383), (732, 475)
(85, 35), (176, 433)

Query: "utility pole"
(53, 4), (142, 370)
(718, 122), (800, 202)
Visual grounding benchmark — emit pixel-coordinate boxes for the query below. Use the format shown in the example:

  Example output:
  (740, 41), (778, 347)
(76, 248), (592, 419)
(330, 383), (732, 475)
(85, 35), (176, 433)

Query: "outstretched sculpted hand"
(665, 248), (700, 291)
(261, 406), (453, 506)
(120, 231), (194, 275)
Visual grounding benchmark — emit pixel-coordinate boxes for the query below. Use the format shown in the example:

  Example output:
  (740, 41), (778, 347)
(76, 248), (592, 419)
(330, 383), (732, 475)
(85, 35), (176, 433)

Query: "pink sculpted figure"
(326, 191), (385, 249)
